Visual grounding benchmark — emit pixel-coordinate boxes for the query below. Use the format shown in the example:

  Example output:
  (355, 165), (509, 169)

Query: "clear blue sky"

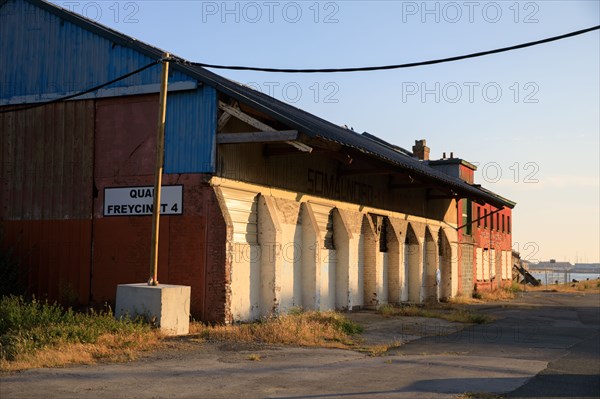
(51, 0), (600, 263)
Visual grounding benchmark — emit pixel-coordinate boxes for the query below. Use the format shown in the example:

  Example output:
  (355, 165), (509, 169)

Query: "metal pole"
(149, 53), (170, 286)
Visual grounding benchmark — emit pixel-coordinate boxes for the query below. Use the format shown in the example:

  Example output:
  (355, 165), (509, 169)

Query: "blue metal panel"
(0, 0), (194, 103)
(164, 87), (217, 174)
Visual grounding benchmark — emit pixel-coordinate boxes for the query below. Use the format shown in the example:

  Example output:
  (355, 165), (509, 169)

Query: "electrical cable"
(1, 25), (598, 113)
(180, 25), (600, 73)
(0, 60), (159, 114)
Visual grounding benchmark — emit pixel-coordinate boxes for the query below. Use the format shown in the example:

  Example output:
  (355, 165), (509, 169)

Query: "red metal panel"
(0, 220), (91, 305)
(0, 101), (94, 305)
(91, 217), (171, 305)
(0, 101), (94, 221)
(94, 95), (158, 180)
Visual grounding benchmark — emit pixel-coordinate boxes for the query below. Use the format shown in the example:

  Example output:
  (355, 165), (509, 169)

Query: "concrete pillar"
(449, 231), (459, 297)
(438, 228), (453, 301)
(301, 203), (320, 310)
(407, 222), (424, 303)
(258, 195), (283, 316)
(387, 218), (408, 304)
(218, 187), (260, 322)
(333, 208), (362, 310)
(362, 215), (377, 308)
(423, 226), (439, 303)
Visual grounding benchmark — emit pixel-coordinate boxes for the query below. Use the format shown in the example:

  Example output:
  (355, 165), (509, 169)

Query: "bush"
(507, 281), (523, 293)
(0, 296), (152, 361)
(0, 246), (27, 297)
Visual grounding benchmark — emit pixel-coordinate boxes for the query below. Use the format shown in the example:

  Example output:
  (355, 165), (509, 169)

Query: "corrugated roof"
(21, 0), (515, 209)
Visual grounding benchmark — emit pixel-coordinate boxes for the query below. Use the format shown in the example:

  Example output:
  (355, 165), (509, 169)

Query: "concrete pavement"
(1, 292), (598, 399)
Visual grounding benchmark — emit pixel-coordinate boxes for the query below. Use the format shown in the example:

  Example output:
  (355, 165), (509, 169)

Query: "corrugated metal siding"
(0, 100), (94, 304)
(93, 95), (157, 180)
(164, 87), (217, 173)
(1, 220), (92, 304)
(0, 0), (194, 103)
(1, 101), (94, 220)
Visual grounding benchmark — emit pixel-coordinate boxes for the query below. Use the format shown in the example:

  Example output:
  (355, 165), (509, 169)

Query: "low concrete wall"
(115, 284), (191, 335)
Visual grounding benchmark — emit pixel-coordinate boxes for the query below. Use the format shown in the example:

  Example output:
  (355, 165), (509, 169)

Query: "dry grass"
(526, 279), (600, 293)
(455, 393), (504, 399)
(191, 310), (363, 350)
(1, 330), (162, 372)
(0, 296), (161, 372)
(378, 304), (492, 324)
(477, 288), (517, 301)
(451, 279), (600, 306)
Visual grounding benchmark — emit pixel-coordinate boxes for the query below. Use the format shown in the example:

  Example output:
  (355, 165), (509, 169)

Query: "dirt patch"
(346, 311), (465, 348)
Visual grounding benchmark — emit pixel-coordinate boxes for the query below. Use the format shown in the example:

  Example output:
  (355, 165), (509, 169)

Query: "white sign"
(104, 185), (183, 216)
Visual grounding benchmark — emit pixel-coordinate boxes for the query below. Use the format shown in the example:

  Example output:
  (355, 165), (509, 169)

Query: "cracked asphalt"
(1, 292), (598, 399)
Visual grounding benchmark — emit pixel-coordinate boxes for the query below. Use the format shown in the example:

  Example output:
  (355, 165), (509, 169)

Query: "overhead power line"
(1, 25), (597, 113)
(181, 25), (600, 73)
(0, 61), (159, 114)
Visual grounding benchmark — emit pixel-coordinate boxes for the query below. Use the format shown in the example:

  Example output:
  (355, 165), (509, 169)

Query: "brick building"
(428, 150), (515, 293)
(1, 0), (515, 322)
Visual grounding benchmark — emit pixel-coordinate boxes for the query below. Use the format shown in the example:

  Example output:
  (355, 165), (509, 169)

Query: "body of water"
(529, 271), (600, 285)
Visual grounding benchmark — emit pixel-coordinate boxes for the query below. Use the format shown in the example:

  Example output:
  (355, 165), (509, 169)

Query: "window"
(507, 216), (511, 234)
(484, 209), (488, 229)
(462, 199), (472, 235)
(490, 210), (494, 230)
(502, 214), (505, 233)
(496, 214), (500, 231)
(477, 206), (481, 227)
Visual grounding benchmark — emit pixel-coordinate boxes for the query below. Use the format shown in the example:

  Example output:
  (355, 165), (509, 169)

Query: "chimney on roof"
(412, 139), (430, 161)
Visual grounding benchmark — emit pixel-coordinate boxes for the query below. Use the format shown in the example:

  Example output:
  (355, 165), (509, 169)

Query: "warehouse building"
(0, 0), (515, 322)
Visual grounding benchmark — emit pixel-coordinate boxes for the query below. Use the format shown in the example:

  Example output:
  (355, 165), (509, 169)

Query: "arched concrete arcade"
(216, 183), (460, 322)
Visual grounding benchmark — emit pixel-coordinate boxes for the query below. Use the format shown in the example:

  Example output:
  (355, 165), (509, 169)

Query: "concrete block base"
(115, 284), (191, 336)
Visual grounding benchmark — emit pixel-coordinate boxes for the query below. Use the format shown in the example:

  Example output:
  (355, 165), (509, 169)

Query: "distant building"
(530, 261), (600, 274)
(530, 260), (574, 270)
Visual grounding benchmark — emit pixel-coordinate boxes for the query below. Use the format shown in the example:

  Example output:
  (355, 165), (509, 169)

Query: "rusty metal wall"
(92, 96), (209, 316)
(1, 101), (95, 220)
(0, 101), (94, 303)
